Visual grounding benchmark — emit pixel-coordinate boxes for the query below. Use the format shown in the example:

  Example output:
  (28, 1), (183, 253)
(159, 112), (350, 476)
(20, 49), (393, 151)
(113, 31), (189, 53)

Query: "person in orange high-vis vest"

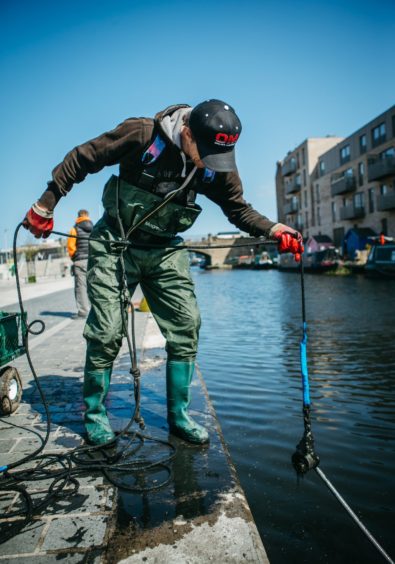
(67, 210), (93, 318)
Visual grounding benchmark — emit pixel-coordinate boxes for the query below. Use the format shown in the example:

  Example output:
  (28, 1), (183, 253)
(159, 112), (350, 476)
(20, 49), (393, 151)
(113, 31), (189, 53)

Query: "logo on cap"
(215, 133), (240, 147)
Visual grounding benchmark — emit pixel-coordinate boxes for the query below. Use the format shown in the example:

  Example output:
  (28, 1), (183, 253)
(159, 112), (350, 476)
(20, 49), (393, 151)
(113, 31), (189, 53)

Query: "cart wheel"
(0, 366), (23, 416)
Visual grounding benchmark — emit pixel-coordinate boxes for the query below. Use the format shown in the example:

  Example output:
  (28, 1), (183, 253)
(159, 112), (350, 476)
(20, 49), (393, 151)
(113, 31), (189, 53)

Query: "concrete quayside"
(0, 286), (269, 563)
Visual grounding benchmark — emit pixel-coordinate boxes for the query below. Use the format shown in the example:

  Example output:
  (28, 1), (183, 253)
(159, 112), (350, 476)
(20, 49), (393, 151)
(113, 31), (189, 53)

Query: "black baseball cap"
(189, 99), (242, 172)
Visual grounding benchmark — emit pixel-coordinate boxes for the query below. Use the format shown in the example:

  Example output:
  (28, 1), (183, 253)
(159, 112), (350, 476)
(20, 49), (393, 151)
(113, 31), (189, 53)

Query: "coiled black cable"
(0, 223), (177, 545)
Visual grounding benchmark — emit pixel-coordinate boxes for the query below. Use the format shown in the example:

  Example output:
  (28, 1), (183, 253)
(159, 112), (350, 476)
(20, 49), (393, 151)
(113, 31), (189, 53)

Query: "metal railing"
(284, 200), (299, 215)
(368, 156), (395, 182)
(340, 204), (365, 220)
(331, 175), (356, 196)
(282, 158), (297, 176)
(377, 192), (395, 211)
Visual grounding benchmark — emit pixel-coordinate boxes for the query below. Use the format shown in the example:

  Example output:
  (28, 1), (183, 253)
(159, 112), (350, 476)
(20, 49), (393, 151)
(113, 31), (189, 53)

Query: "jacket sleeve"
(204, 170), (276, 237)
(67, 227), (77, 259)
(38, 118), (152, 210)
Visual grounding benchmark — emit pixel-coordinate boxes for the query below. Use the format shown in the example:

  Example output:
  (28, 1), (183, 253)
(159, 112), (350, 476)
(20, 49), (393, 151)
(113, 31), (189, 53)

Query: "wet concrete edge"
(103, 314), (269, 564)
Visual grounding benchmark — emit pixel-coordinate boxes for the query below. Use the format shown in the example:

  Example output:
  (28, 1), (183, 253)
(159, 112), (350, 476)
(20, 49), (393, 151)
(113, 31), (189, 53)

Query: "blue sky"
(1, 0), (394, 248)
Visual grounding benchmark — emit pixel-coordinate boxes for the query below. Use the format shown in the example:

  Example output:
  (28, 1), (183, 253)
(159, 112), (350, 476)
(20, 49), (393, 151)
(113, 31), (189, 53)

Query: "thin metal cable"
(315, 467), (394, 564)
(300, 253), (306, 325)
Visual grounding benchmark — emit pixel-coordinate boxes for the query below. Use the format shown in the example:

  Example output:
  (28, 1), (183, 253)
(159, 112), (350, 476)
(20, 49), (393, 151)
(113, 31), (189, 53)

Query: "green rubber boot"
(166, 360), (209, 445)
(83, 367), (115, 446)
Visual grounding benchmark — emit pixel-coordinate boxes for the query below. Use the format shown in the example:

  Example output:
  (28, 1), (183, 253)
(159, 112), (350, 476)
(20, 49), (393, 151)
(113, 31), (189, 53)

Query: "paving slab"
(0, 521), (46, 557)
(41, 515), (109, 551)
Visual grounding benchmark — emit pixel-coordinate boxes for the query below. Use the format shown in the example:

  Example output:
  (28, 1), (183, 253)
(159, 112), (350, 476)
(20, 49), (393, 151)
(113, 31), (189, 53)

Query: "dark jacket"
(39, 104), (275, 237)
(67, 217), (93, 261)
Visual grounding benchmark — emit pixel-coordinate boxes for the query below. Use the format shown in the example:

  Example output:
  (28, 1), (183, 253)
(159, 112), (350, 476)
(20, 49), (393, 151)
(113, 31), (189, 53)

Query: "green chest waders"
(83, 175), (209, 445)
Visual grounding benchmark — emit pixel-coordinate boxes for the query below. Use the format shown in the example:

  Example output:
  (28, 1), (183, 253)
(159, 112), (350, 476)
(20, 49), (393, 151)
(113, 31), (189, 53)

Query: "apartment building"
(276, 137), (343, 236)
(276, 105), (395, 246)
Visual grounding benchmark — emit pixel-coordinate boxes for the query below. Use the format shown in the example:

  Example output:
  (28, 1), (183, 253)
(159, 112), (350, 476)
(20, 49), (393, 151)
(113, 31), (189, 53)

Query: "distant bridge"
(184, 235), (275, 268)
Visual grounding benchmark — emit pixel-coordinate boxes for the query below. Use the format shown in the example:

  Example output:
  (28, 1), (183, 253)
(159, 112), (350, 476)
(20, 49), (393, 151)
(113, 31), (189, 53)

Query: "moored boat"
(278, 248), (339, 272)
(253, 251), (274, 270)
(364, 241), (395, 278)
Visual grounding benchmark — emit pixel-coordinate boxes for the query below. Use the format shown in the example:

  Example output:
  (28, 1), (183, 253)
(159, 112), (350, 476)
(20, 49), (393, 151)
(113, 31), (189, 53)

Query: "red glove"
(270, 223), (304, 262)
(23, 202), (54, 239)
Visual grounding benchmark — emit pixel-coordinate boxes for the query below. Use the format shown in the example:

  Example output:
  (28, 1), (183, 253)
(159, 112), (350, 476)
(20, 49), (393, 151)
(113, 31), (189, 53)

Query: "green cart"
(0, 311), (26, 416)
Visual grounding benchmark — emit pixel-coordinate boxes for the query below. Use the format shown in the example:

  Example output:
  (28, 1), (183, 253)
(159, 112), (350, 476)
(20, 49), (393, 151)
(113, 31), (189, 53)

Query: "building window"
(371, 122), (386, 147)
(303, 190), (307, 208)
(316, 184), (320, 204)
(296, 153), (300, 169)
(297, 212), (303, 230)
(380, 146), (395, 159)
(340, 144), (351, 164)
(381, 218), (388, 236)
(319, 161), (325, 176)
(331, 202), (336, 222)
(358, 162), (364, 186)
(354, 192), (364, 209)
(305, 211), (309, 229)
(380, 183), (389, 195)
(359, 134), (367, 154)
(368, 188), (375, 213)
(302, 148), (306, 166)
(303, 169), (306, 187)
(317, 206), (321, 226)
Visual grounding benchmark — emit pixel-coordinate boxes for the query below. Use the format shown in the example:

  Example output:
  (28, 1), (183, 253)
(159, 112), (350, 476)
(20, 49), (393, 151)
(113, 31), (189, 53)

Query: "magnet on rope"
(292, 448), (320, 475)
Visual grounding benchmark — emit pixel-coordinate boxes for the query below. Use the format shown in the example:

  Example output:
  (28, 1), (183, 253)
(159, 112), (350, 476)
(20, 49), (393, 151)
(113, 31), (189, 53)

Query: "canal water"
(193, 268), (395, 564)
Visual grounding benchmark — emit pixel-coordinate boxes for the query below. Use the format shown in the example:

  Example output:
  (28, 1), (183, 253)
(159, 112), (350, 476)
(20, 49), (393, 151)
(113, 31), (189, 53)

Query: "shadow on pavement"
(39, 310), (75, 318)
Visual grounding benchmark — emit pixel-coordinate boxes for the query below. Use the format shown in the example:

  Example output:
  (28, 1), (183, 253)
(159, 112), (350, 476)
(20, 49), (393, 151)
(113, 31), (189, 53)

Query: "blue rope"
(300, 321), (310, 407)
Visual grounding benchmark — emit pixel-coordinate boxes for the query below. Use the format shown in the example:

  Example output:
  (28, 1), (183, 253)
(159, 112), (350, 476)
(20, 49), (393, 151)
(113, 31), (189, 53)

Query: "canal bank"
(0, 293), (268, 563)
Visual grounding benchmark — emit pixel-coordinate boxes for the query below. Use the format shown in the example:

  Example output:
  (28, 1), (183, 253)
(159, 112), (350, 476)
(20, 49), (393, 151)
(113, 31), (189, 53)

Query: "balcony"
(285, 177), (302, 195)
(282, 158), (297, 177)
(377, 192), (395, 211)
(340, 204), (365, 220)
(283, 200), (299, 215)
(331, 175), (356, 196)
(368, 157), (395, 182)
(295, 219), (304, 231)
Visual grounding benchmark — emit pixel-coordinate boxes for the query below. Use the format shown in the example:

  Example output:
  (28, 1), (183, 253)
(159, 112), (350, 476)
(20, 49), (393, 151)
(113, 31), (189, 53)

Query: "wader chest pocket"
(102, 175), (201, 238)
